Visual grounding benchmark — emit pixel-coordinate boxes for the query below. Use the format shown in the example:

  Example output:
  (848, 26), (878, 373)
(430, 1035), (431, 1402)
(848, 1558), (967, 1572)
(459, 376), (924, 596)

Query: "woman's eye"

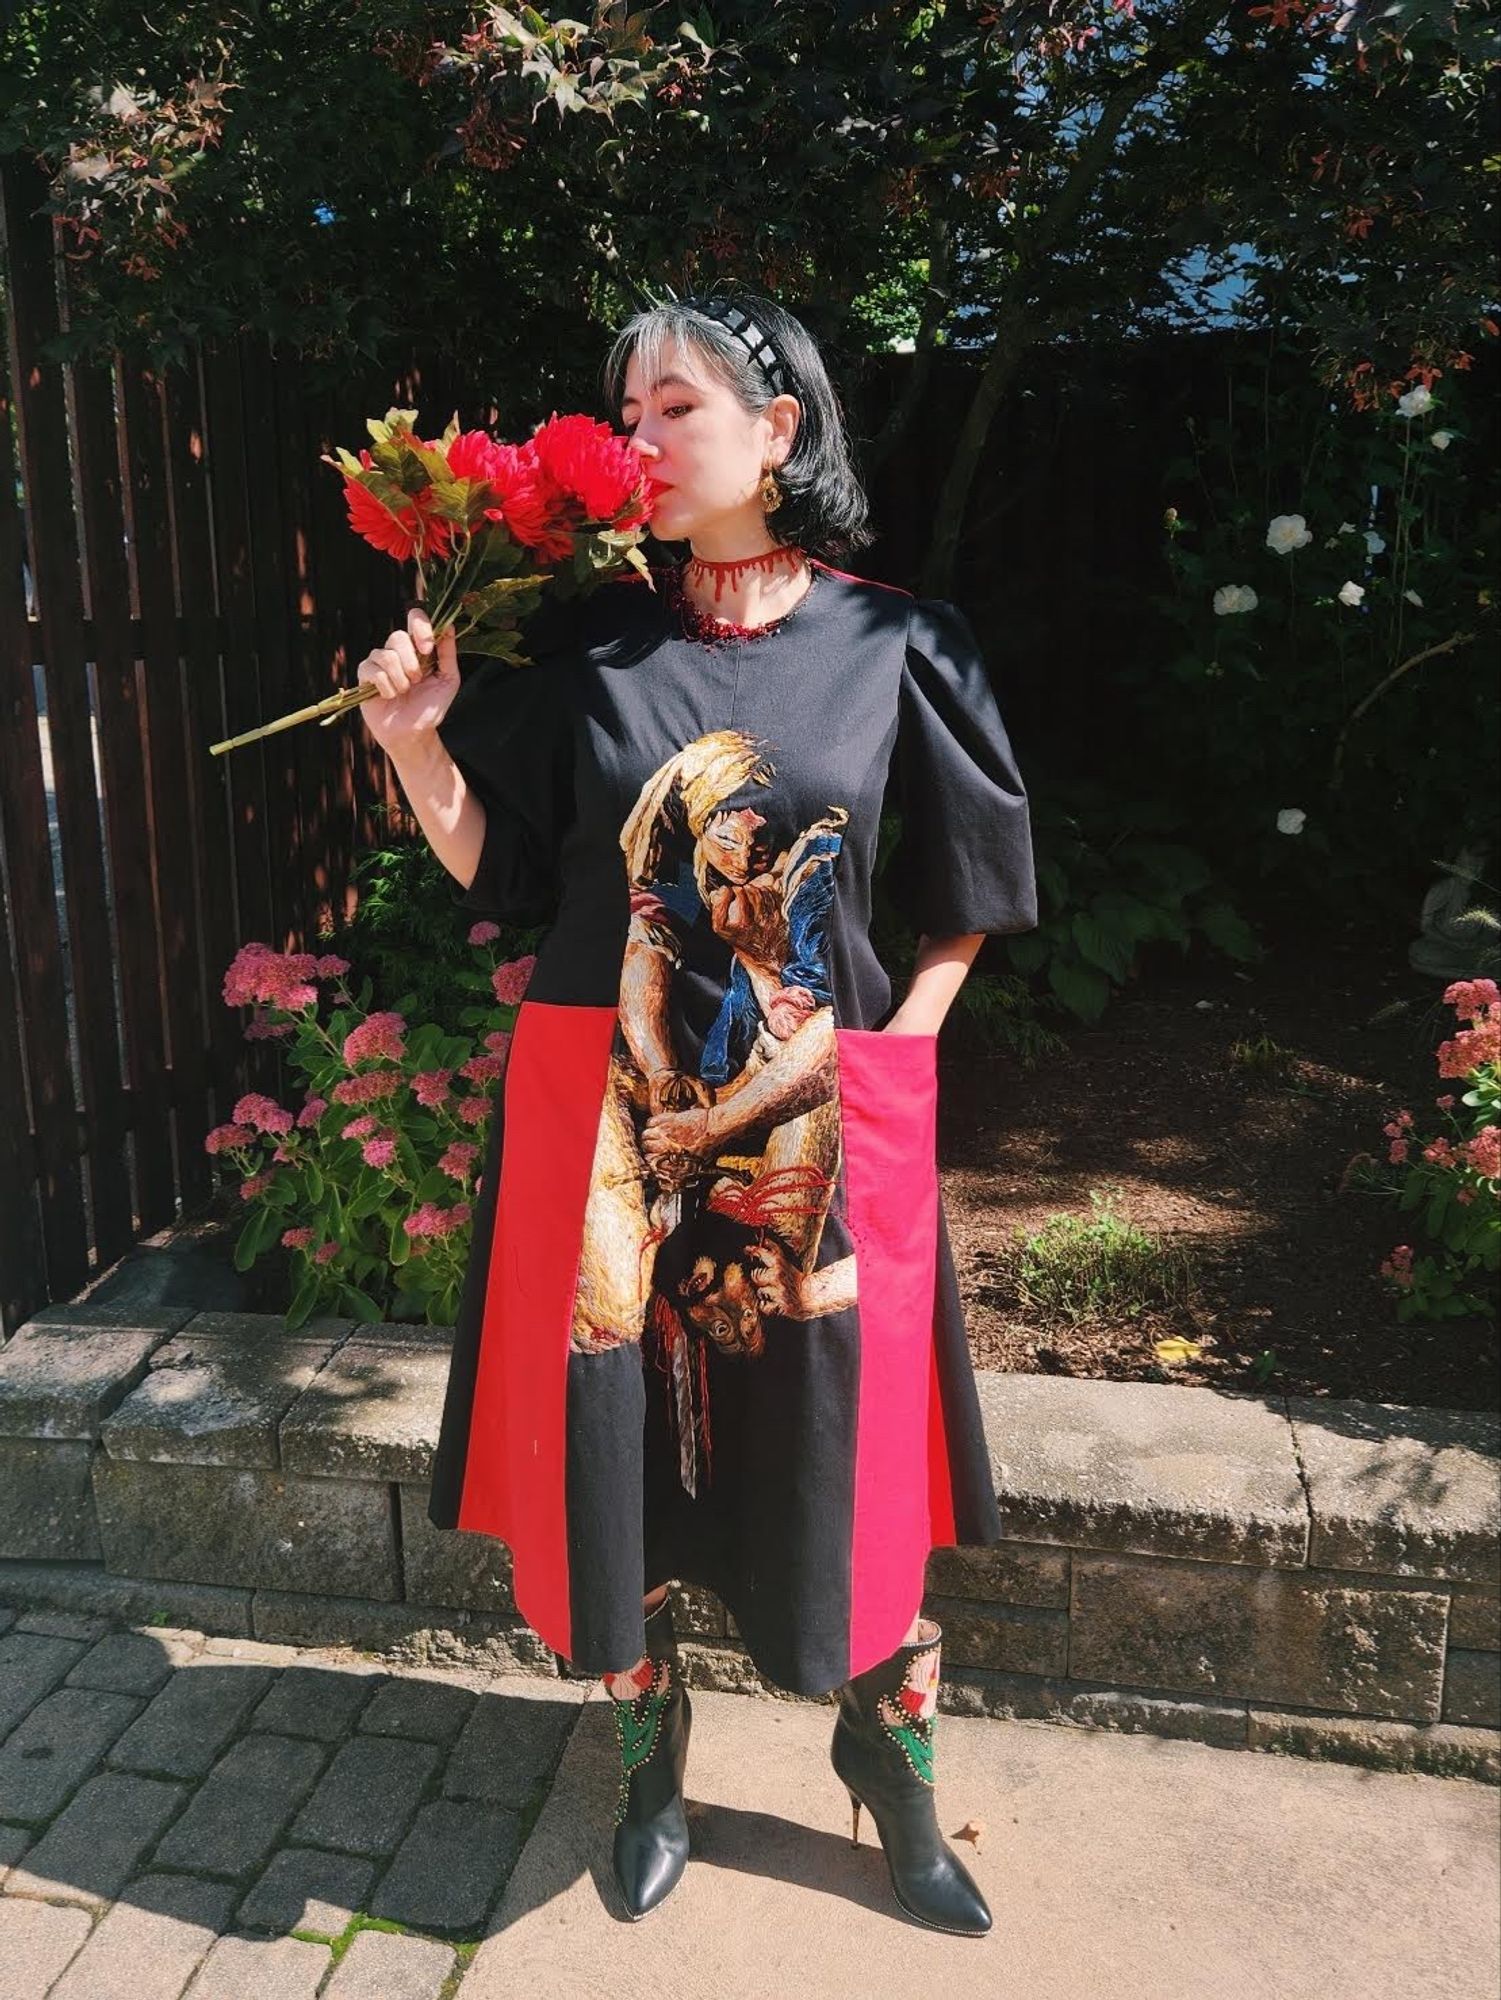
(619, 405), (691, 435)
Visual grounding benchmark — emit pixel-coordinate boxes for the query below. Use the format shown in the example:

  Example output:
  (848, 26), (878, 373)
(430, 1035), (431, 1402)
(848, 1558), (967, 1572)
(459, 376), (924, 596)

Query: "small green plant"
(1228, 1032), (1299, 1082)
(1377, 976), (1500, 1321)
(1010, 1187), (1196, 1325)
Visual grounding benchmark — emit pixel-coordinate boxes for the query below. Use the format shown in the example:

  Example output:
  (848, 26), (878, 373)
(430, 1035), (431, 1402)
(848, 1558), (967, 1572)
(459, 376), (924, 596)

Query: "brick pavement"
(0, 1602), (585, 1999)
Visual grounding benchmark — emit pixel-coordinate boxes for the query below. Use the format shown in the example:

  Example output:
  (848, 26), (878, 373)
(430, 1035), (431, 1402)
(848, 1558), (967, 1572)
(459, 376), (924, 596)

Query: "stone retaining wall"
(2, 1306), (1496, 1782)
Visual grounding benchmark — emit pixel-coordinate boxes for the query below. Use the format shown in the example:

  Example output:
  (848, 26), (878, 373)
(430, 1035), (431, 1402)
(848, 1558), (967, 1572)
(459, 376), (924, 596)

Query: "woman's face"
(619, 340), (799, 545)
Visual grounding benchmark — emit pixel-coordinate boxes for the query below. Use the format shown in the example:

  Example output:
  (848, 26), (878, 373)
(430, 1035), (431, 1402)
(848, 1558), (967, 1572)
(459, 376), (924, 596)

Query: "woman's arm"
(884, 932), (987, 1034)
(388, 737), (489, 893)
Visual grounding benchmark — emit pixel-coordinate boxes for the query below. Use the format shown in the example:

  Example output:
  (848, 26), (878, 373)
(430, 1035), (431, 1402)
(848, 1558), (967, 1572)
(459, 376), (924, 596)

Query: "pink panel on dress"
(457, 999), (619, 1663)
(836, 1027), (942, 1675)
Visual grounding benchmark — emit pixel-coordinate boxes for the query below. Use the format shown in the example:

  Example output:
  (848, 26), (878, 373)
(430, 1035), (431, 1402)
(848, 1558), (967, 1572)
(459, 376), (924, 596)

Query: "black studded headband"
(677, 295), (791, 398)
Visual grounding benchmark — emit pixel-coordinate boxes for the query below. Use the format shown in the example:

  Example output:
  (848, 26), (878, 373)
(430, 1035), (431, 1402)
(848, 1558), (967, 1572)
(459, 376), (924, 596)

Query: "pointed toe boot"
(606, 1598), (693, 1920)
(831, 1615), (992, 1937)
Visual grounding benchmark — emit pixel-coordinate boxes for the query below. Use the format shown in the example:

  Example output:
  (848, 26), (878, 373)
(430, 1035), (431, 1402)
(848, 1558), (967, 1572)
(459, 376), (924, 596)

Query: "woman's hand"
(355, 607), (461, 757)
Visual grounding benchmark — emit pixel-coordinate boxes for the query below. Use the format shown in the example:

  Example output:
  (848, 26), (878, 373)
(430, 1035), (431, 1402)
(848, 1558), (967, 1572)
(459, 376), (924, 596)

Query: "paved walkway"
(2, 1602), (1497, 2000)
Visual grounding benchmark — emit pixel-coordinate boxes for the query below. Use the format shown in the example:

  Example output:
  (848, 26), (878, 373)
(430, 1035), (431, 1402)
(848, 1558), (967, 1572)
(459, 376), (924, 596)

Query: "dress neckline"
(658, 556), (823, 648)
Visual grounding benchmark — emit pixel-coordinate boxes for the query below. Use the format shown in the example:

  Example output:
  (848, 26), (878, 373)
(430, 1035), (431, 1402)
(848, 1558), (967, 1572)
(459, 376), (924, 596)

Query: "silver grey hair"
(600, 293), (873, 563)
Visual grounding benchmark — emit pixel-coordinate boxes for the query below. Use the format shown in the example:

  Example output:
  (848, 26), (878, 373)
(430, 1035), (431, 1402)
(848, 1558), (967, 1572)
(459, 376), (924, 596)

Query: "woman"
(355, 292), (1038, 1934)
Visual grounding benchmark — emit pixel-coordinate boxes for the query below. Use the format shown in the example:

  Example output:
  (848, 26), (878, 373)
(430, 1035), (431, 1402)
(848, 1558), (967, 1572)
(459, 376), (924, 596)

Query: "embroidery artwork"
(570, 729), (858, 1496)
(605, 1654), (675, 1824)
(877, 1640), (940, 1785)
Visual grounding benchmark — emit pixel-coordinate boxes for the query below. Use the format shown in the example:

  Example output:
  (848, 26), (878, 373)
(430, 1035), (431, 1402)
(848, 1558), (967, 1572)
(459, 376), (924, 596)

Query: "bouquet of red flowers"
(210, 406), (661, 754)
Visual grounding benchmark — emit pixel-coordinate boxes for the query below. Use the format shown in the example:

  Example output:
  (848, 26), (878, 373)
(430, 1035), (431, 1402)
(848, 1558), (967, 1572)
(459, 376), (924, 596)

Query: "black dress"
(427, 554), (1037, 1697)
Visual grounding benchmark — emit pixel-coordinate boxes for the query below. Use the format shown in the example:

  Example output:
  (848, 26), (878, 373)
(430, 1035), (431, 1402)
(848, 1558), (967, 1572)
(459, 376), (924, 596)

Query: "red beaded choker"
(684, 543), (808, 602)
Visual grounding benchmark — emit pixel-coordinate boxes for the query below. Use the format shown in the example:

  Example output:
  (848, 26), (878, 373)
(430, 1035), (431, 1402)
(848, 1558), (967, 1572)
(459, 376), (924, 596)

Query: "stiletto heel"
(830, 1618), (992, 1937)
(605, 1598), (692, 1920)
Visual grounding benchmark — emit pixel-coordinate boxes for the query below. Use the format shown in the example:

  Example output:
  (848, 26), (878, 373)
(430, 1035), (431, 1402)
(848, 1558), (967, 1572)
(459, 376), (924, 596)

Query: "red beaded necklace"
(668, 543), (816, 645)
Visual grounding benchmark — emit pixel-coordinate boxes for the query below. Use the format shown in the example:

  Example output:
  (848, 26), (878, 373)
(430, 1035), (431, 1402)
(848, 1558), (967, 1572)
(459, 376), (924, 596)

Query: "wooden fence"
(0, 155), (487, 1337)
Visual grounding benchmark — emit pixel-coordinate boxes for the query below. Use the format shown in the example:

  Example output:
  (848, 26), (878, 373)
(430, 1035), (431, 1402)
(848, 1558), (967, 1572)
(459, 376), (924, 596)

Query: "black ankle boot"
(830, 1616), (992, 1936)
(605, 1597), (692, 1920)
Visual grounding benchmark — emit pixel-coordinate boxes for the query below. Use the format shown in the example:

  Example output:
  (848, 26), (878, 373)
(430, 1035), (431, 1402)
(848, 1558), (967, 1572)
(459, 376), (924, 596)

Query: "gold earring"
(760, 468), (783, 514)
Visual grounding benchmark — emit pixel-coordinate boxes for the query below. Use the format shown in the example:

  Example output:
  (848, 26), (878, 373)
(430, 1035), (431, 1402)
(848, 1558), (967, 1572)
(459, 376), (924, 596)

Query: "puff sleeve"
(435, 608), (578, 929)
(887, 595), (1038, 939)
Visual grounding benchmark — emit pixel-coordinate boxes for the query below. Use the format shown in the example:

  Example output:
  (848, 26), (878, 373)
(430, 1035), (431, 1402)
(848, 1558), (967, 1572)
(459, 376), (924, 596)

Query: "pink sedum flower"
(438, 1141), (480, 1184)
(205, 1122), (257, 1156)
(413, 1069), (454, 1108)
(314, 1240), (339, 1265)
(456, 1095), (491, 1128)
(281, 1226), (316, 1250)
(1443, 978), (1501, 1024)
(491, 955), (536, 1006)
(343, 1009), (408, 1066)
(1463, 1126), (1500, 1181)
(467, 920), (502, 945)
(296, 1096), (328, 1130)
(331, 1071), (400, 1106)
(233, 1093), (294, 1136)
(361, 1134), (398, 1170)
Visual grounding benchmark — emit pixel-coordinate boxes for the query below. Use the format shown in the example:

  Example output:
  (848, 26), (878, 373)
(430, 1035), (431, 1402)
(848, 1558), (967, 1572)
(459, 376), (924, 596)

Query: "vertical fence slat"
(238, 335), (303, 946)
(201, 337), (279, 1106)
(119, 359), (211, 1217)
(164, 357), (244, 1119)
(1, 156), (133, 1278)
(70, 357), (176, 1226)
(0, 338), (57, 1333)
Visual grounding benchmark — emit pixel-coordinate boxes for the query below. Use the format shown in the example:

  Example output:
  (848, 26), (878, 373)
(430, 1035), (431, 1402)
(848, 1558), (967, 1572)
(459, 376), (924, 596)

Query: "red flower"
(342, 476), (455, 562)
(531, 413), (653, 533)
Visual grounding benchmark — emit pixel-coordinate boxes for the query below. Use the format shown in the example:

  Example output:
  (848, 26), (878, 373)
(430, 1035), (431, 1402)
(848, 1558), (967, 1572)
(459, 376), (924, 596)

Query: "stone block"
(398, 1482), (514, 1613)
(677, 1640), (766, 1696)
(321, 1928), (455, 2000)
(0, 1627), (89, 1734)
(108, 1660), (275, 1780)
(65, 1629), (186, 1697)
(154, 1732), (327, 1881)
(289, 1734), (441, 1856)
(5, 1770), (185, 1908)
(668, 1582), (726, 1636)
(1070, 1552), (1448, 1719)
(48, 1871), (237, 2000)
(922, 1595), (1069, 1674)
(924, 1540), (1070, 1608)
(236, 1845), (376, 1937)
(1287, 1396), (1500, 1584)
(179, 1934), (329, 2000)
(0, 1314), (187, 1439)
(101, 1329), (345, 1469)
(176, 1310), (353, 1342)
(0, 1685), (141, 1822)
(1442, 1648), (1501, 1728)
(14, 1608), (110, 1640)
(442, 1682), (585, 1807)
(0, 1901), (93, 1995)
(940, 1666), (1250, 1749)
(0, 1438), (100, 1559)
(975, 1372), (1309, 1565)
(370, 1796), (522, 1931)
(251, 1589), (558, 1674)
(1248, 1708), (1500, 1782)
(0, 1557), (254, 1637)
(279, 1337), (447, 1482)
(249, 1664), (384, 1741)
(358, 1674), (475, 1744)
(93, 1459), (400, 1600)
(1450, 1590), (1501, 1652)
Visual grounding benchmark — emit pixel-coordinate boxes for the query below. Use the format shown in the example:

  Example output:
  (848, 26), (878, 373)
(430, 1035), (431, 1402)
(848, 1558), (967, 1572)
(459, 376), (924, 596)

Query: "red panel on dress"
(457, 999), (619, 1660)
(836, 1027), (942, 1676)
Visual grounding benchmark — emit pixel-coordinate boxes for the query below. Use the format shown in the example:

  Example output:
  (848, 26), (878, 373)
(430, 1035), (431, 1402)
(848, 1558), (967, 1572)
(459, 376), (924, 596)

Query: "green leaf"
(1047, 957), (1112, 1023)
(1072, 909), (1135, 981)
(1005, 932), (1050, 975)
(1194, 899), (1260, 961)
(389, 1213), (411, 1266)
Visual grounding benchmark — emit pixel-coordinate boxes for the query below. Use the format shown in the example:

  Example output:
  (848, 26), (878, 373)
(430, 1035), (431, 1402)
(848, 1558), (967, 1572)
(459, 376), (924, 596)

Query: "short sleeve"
(887, 595), (1038, 938)
(435, 622), (577, 929)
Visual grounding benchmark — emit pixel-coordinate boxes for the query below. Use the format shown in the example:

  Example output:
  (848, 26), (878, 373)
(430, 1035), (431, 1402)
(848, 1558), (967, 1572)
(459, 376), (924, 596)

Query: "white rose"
(1431, 430), (1454, 450)
(1213, 584), (1258, 615)
(1276, 809), (1307, 835)
(1396, 384), (1433, 418)
(1363, 529), (1385, 556)
(1403, 589), (1424, 607)
(1338, 580), (1365, 606)
(1266, 513), (1313, 555)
